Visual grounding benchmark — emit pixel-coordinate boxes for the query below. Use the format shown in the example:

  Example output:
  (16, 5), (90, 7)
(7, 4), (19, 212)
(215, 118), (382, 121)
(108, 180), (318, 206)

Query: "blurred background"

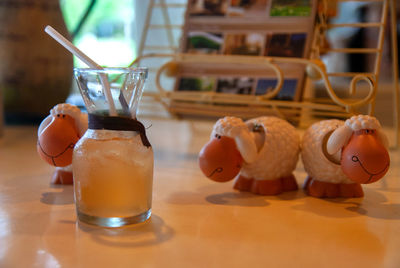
(0, 0), (399, 128)
(61, 0), (136, 68)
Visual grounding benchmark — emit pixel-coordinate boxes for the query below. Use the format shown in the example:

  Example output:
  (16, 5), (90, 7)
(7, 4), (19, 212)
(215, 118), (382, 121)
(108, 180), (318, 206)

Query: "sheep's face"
(37, 114), (80, 167)
(199, 135), (243, 182)
(341, 129), (390, 184)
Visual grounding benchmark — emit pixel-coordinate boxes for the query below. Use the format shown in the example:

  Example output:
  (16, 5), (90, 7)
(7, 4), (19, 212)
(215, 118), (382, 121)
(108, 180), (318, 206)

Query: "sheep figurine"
(301, 115), (390, 198)
(199, 116), (300, 195)
(37, 103), (88, 184)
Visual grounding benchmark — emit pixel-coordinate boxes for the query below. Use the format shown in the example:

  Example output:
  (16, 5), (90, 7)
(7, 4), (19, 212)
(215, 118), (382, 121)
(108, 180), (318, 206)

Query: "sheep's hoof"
(281, 174), (298, 192)
(339, 183), (364, 198)
(304, 177), (364, 198)
(51, 169), (73, 185)
(235, 175), (298, 195)
(251, 179), (283, 195)
(233, 175), (253, 192)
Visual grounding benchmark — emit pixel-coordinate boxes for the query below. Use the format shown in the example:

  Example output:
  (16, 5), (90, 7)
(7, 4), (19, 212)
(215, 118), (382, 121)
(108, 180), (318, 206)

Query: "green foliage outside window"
(60, 0), (136, 67)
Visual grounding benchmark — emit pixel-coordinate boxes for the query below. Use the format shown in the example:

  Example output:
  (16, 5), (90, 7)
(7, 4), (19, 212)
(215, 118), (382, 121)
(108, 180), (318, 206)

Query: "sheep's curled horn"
(326, 124), (354, 155)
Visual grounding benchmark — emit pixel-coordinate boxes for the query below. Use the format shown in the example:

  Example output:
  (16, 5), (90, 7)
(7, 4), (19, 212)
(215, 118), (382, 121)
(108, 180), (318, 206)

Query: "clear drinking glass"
(72, 67), (152, 227)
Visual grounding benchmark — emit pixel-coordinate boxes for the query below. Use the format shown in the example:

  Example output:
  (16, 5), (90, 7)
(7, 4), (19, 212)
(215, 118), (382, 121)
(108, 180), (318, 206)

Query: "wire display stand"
(133, 0), (399, 146)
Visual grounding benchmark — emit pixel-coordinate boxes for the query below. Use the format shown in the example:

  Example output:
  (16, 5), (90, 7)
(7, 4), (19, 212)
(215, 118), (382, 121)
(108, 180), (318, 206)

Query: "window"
(60, 0), (136, 67)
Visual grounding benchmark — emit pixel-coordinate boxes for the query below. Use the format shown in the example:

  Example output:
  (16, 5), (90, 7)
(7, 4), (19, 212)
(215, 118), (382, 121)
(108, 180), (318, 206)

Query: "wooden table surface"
(0, 117), (399, 268)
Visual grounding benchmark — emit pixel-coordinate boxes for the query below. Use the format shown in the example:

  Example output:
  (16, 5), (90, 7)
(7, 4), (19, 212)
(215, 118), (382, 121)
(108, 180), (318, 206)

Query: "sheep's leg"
(339, 183), (364, 198)
(304, 177), (364, 198)
(51, 169), (73, 185)
(251, 179), (283, 195)
(304, 177), (340, 198)
(233, 175), (253, 192)
(248, 175), (298, 195)
(281, 174), (298, 192)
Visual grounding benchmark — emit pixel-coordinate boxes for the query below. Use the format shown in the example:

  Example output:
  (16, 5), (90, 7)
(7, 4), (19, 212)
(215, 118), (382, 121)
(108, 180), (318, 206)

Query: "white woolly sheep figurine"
(37, 103), (88, 184)
(301, 115), (390, 198)
(199, 116), (300, 195)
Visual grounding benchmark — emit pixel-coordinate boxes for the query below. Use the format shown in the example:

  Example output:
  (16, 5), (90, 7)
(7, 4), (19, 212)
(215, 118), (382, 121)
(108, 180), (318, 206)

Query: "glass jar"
(73, 67), (152, 227)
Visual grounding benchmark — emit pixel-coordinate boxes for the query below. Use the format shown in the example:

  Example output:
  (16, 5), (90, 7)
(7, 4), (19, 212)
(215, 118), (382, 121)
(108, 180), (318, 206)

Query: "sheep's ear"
(234, 131), (258, 163)
(210, 130), (217, 140)
(327, 125), (353, 155)
(38, 115), (53, 137)
(376, 129), (389, 149)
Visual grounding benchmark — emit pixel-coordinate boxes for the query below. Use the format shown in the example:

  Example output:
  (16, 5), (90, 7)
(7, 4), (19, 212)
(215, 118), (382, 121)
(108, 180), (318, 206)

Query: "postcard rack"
(133, 0), (399, 146)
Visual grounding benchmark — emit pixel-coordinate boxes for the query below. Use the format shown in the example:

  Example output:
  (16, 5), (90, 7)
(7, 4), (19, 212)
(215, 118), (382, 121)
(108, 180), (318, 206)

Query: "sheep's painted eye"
(57, 114), (60, 117)
(62, 114), (66, 118)
(214, 134), (221, 139)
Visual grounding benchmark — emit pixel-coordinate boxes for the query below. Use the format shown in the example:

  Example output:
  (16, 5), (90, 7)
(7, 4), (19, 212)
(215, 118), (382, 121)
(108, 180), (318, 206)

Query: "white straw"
(128, 76), (144, 119)
(45, 25), (117, 116)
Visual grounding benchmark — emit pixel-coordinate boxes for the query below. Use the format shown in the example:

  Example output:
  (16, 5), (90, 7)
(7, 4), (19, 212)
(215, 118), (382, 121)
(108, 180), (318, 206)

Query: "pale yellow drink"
(73, 129), (153, 221)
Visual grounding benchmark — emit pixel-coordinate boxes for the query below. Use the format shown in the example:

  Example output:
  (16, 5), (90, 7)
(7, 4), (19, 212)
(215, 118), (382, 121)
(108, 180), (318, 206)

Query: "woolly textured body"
(239, 117), (300, 181)
(301, 119), (353, 184)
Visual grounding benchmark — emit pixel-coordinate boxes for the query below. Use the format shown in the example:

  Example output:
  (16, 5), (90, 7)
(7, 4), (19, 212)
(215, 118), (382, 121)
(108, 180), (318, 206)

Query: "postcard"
(224, 33), (264, 56)
(189, 0), (228, 16)
(270, 0), (312, 17)
(255, 78), (298, 100)
(174, 0), (317, 113)
(186, 32), (223, 54)
(265, 33), (306, 57)
(216, 77), (254, 95)
(178, 77), (216, 92)
(227, 0), (268, 18)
